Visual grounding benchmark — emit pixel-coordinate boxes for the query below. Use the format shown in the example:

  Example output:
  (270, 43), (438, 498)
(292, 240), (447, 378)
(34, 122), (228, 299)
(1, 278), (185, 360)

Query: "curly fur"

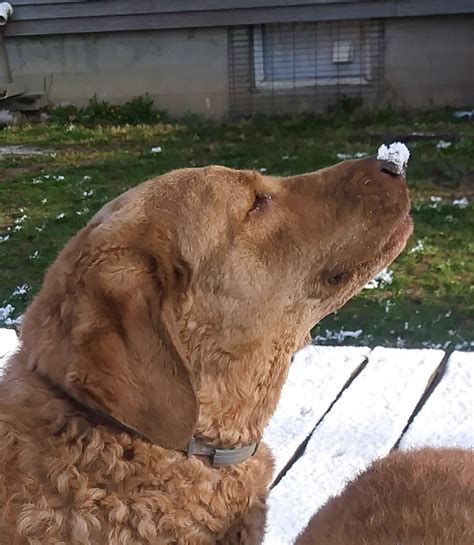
(0, 161), (411, 544)
(296, 448), (474, 545)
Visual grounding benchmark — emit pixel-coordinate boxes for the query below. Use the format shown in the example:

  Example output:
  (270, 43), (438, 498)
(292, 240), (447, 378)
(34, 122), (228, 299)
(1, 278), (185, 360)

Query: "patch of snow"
(0, 305), (15, 322)
(13, 225), (22, 232)
(56, 213), (66, 220)
(83, 175), (91, 181)
(260, 167), (267, 173)
(376, 142), (410, 175)
(3, 315), (23, 328)
(41, 198), (47, 204)
(29, 250), (39, 260)
(395, 336), (406, 348)
(436, 140), (452, 150)
(454, 340), (474, 350)
(66, 124), (75, 132)
(82, 190), (94, 198)
(151, 146), (162, 154)
(363, 267), (393, 289)
(429, 195), (442, 208)
(15, 215), (27, 224)
(409, 239), (425, 254)
(313, 329), (363, 343)
(0, 234), (10, 243)
(336, 151), (368, 160)
(452, 197), (468, 208)
(12, 284), (28, 296)
(454, 110), (474, 119)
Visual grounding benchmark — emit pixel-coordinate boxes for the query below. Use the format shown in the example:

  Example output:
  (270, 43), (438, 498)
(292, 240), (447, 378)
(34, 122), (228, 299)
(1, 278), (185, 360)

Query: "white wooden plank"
(263, 345), (369, 478)
(400, 351), (474, 450)
(0, 328), (19, 373)
(264, 347), (445, 545)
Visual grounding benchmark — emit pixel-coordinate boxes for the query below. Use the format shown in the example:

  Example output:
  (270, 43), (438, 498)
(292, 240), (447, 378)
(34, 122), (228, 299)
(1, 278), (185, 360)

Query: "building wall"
(4, 28), (229, 117)
(384, 15), (474, 108)
(2, 14), (473, 117)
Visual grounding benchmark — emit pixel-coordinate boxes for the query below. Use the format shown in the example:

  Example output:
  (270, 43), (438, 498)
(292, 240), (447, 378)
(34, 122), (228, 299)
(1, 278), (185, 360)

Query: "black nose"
(380, 160), (403, 177)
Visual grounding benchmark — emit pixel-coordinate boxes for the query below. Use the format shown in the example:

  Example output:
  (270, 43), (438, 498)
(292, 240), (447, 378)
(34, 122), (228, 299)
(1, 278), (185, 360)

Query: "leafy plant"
(50, 95), (166, 126)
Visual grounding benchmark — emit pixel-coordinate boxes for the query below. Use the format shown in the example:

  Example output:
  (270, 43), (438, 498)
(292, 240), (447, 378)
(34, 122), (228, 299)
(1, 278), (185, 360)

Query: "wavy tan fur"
(0, 160), (412, 544)
(296, 448), (474, 545)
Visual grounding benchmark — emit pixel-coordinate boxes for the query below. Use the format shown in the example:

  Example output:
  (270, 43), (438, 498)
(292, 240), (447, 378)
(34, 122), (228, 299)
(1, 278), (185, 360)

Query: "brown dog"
(0, 159), (411, 544)
(296, 448), (474, 545)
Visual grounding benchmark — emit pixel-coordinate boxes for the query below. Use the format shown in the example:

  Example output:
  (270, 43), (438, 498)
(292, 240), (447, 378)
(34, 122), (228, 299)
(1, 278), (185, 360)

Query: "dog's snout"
(380, 160), (403, 178)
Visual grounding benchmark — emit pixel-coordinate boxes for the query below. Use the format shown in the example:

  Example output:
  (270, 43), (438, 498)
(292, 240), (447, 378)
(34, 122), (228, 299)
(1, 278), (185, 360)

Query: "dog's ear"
(24, 244), (198, 450)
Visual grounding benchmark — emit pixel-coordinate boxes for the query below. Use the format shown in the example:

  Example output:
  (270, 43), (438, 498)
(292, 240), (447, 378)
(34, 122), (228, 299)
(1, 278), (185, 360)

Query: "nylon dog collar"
(185, 437), (259, 466)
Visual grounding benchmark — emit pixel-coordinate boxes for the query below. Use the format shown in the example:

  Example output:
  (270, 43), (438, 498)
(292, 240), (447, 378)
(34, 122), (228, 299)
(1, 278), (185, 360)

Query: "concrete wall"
(4, 28), (229, 117)
(384, 15), (474, 108)
(2, 14), (473, 117)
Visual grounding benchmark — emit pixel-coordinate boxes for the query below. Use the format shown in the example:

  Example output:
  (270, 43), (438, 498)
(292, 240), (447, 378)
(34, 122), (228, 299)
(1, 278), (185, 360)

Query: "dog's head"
(22, 159), (411, 450)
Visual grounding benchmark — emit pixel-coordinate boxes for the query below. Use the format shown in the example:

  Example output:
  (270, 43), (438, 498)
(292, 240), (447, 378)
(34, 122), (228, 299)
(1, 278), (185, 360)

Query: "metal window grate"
(229, 19), (384, 116)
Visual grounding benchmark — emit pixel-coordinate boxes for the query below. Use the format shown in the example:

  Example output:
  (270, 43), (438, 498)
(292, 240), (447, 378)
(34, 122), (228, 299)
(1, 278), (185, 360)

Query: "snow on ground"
(263, 347), (445, 545)
(436, 140), (452, 150)
(400, 351), (473, 450)
(363, 267), (393, 289)
(452, 197), (469, 208)
(336, 151), (368, 160)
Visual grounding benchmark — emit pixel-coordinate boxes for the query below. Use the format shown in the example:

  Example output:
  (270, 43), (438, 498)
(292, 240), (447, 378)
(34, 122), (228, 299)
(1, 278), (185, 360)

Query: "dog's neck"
(191, 335), (302, 449)
(26, 361), (259, 466)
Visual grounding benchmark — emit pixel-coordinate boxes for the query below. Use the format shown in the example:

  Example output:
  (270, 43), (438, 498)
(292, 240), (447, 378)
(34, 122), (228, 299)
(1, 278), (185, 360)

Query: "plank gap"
(392, 347), (453, 451)
(271, 355), (369, 489)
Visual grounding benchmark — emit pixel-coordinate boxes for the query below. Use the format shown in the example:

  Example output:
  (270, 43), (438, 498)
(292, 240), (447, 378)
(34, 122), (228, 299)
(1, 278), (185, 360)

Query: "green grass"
(1, 105), (473, 349)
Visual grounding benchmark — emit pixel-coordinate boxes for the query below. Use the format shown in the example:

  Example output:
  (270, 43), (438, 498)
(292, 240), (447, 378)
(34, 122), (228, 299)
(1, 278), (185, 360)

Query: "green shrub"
(50, 95), (166, 126)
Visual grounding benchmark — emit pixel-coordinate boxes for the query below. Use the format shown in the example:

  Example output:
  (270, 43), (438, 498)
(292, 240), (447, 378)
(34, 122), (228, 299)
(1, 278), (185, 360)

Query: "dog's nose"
(379, 160), (404, 178)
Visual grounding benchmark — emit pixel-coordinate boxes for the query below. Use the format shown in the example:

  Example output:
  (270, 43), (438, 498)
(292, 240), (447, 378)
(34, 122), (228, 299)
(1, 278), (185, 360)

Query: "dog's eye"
(250, 194), (272, 213)
(327, 272), (350, 285)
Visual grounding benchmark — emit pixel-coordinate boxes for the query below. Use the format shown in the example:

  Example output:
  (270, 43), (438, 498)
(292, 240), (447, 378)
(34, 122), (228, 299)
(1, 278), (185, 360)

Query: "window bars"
(228, 19), (384, 116)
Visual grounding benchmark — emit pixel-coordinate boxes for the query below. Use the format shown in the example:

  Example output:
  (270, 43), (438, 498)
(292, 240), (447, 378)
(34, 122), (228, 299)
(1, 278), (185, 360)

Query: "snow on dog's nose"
(377, 142), (410, 176)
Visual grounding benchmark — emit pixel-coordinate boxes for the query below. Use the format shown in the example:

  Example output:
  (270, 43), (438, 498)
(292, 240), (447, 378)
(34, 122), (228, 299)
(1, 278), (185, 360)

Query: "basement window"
(253, 21), (373, 89)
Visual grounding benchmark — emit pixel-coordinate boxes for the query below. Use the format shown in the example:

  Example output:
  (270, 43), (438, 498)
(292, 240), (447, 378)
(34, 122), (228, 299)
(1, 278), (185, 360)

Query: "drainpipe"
(0, 2), (13, 25)
(0, 3), (21, 100)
